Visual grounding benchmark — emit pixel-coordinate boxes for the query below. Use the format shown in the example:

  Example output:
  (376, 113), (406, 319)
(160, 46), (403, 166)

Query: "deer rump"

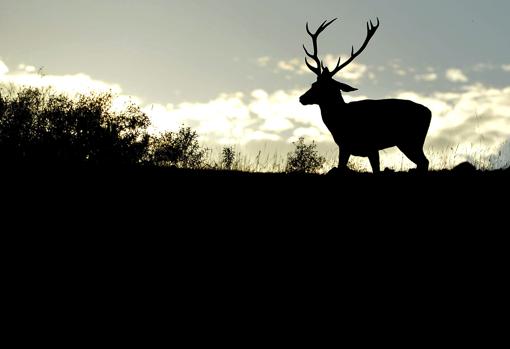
(325, 99), (432, 157)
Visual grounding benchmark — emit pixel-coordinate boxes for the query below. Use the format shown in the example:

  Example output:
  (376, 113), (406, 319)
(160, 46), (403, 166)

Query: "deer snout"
(299, 95), (310, 105)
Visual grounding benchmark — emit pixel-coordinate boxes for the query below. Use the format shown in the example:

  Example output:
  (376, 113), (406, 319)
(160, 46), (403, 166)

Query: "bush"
(0, 87), (150, 167)
(286, 137), (325, 174)
(150, 126), (207, 169)
(221, 146), (236, 170)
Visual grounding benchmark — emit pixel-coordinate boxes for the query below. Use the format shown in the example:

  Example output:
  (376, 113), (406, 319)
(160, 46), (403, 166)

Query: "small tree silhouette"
(221, 146), (236, 170)
(151, 126), (207, 169)
(286, 137), (325, 174)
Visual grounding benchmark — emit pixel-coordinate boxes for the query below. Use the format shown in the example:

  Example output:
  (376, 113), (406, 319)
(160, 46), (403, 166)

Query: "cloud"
(472, 63), (496, 72)
(289, 127), (331, 143)
(144, 88), (339, 146)
(388, 60), (411, 77)
(257, 56), (271, 67)
(395, 84), (510, 167)
(0, 60), (8, 75)
(277, 59), (300, 72)
(248, 89), (332, 139)
(18, 64), (36, 73)
(0, 59), (122, 95)
(446, 68), (469, 83)
(322, 54), (368, 81)
(144, 92), (258, 145)
(415, 73), (438, 82)
(271, 55), (368, 81)
(502, 64), (510, 72)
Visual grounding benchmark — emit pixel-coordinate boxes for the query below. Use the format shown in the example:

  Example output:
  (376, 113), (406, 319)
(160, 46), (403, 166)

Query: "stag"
(300, 18), (431, 173)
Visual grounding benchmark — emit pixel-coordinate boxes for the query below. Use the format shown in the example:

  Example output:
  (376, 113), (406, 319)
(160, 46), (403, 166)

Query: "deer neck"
(319, 95), (346, 118)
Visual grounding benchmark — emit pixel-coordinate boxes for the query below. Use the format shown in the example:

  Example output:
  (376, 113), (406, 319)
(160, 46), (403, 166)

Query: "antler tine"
(317, 18), (337, 35)
(304, 57), (321, 76)
(329, 57), (342, 73)
(330, 17), (380, 77)
(303, 18), (338, 76)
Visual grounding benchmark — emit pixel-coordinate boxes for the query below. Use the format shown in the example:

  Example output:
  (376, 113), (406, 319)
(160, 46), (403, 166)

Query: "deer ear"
(337, 82), (358, 92)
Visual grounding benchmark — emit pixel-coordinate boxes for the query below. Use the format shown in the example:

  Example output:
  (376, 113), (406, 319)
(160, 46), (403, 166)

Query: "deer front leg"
(327, 149), (350, 175)
(338, 149), (351, 171)
(368, 152), (380, 174)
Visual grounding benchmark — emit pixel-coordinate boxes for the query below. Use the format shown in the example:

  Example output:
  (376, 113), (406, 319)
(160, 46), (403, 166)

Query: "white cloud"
(257, 56), (271, 67)
(277, 59), (298, 72)
(245, 131), (282, 143)
(250, 89), (319, 127)
(290, 127), (332, 143)
(395, 69), (407, 76)
(472, 63), (496, 72)
(144, 88), (334, 145)
(17, 64), (36, 73)
(389, 60), (401, 69)
(415, 73), (438, 82)
(271, 54), (368, 81)
(388, 60), (406, 76)
(0, 60), (9, 75)
(446, 68), (468, 83)
(144, 92), (258, 145)
(322, 54), (367, 81)
(0, 60), (121, 95)
(502, 64), (510, 72)
(396, 84), (510, 167)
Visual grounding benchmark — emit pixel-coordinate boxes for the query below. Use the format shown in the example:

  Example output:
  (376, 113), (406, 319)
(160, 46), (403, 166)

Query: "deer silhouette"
(300, 18), (431, 173)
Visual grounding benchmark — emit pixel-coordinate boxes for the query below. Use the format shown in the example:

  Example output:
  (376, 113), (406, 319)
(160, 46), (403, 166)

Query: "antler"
(329, 18), (380, 77)
(303, 18), (338, 76)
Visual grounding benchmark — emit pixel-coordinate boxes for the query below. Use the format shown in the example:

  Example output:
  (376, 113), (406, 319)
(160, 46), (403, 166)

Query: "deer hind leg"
(338, 149), (351, 170)
(368, 152), (380, 174)
(397, 145), (429, 172)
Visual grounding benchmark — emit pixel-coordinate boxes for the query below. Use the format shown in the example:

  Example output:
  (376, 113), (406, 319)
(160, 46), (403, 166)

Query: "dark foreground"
(4, 165), (507, 272)
(3, 164), (508, 195)
(3, 165), (508, 218)
(4, 165), (507, 332)
(3, 165), (508, 248)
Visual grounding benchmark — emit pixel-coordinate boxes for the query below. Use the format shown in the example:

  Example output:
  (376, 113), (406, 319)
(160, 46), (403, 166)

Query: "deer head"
(299, 18), (380, 106)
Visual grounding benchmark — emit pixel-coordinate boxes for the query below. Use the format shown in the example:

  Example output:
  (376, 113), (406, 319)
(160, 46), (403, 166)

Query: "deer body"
(320, 99), (431, 156)
(300, 18), (431, 173)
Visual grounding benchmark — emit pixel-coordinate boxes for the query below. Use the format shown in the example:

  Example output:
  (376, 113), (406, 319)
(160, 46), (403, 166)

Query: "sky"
(1, 0), (510, 169)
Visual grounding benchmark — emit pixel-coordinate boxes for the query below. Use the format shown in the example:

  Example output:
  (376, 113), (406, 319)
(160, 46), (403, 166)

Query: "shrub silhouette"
(0, 87), (149, 167)
(221, 146), (236, 170)
(286, 137), (325, 174)
(150, 126), (207, 169)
